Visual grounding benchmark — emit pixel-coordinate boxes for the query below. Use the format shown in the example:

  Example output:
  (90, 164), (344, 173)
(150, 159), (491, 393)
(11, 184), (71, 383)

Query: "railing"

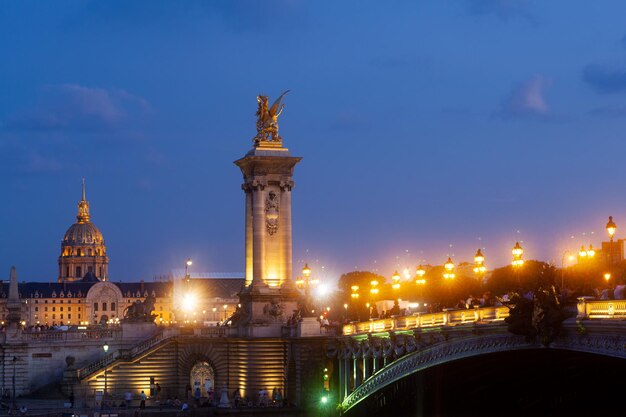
(343, 306), (510, 336)
(77, 328), (179, 380)
(22, 328), (120, 342)
(577, 297), (626, 319)
(194, 326), (232, 337)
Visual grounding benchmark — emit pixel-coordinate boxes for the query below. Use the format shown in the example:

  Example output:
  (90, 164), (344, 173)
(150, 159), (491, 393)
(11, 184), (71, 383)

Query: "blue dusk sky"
(2, 1), (626, 283)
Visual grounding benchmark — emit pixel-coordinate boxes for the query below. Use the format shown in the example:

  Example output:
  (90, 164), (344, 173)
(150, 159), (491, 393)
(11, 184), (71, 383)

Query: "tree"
(485, 260), (556, 296)
(337, 271), (386, 295)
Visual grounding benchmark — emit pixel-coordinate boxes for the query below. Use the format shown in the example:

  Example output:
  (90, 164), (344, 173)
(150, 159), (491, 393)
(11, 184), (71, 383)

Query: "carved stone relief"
(265, 191), (279, 235)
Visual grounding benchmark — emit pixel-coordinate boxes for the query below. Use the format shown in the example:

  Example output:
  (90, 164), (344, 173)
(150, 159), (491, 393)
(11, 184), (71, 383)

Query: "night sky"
(2, 1), (626, 284)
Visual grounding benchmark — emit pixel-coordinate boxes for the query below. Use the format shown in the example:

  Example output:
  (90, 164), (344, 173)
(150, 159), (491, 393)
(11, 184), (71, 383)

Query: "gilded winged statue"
(254, 90), (290, 145)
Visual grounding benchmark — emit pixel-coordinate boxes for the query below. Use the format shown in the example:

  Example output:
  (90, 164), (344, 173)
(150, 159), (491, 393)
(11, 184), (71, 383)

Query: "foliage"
(485, 260), (556, 295)
(337, 271), (386, 294)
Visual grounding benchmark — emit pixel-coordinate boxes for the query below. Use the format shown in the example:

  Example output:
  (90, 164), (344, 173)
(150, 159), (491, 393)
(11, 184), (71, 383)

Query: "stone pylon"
(233, 94), (302, 336)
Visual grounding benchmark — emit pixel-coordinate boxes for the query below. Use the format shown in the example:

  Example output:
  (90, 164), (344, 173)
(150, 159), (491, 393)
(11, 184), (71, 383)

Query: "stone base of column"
(299, 317), (322, 337)
(236, 286), (299, 338)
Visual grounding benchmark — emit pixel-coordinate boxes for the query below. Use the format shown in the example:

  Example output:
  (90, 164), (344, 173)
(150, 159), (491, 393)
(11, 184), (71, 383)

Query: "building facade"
(1, 182), (244, 327)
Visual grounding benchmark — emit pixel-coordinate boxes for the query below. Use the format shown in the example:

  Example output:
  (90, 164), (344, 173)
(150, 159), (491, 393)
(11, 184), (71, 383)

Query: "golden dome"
(63, 222), (104, 245)
(60, 179), (106, 252)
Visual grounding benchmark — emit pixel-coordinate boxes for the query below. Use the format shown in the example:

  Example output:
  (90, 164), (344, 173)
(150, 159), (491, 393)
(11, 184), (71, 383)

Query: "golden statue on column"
(253, 90), (290, 146)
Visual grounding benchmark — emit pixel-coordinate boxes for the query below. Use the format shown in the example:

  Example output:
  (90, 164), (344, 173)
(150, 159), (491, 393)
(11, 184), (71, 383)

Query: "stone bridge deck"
(332, 299), (626, 415)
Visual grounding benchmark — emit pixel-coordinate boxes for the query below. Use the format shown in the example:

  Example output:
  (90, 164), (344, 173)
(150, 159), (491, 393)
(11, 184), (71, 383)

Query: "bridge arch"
(339, 323), (626, 415)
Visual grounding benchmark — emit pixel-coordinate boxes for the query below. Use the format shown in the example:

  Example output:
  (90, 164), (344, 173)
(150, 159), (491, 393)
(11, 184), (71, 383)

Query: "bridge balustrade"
(577, 297), (626, 319)
(343, 306), (509, 336)
(23, 328), (119, 342)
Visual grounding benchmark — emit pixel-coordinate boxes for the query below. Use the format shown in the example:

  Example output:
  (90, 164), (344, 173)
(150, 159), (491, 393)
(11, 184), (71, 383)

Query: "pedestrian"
(140, 390), (147, 409)
(614, 279), (626, 300)
(125, 390), (133, 407)
(19, 405), (27, 416)
(194, 387), (200, 406)
(156, 383), (162, 402)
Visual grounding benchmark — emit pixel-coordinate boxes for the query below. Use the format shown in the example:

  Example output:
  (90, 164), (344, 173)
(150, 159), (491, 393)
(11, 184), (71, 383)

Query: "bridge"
(329, 298), (626, 416)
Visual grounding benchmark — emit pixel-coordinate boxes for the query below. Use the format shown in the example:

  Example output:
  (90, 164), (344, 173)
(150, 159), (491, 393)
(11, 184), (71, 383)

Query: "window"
(76, 266), (82, 277)
(99, 267), (102, 277)
(60, 314), (63, 319)
(60, 307), (63, 312)
(52, 307), (56, 312)
(52, 314), (55, 319)
(102, 302), (107, 311)
(94, 303), (98, 312)
(35, 307), (38, 312)
(78, 307), (81, 312)
(111, 303), (116, 311)
(78, 314), (81, 319)
(88, 249), (92, 256)
(45, 300), (48, 304)
(44, 307), (48, 312)
(52, 300), (56, 304)
(35, 300), (38, 304)
(68, 307), (72, 312)
(66, 267), (70, 277)
(68, 314), (71, 319)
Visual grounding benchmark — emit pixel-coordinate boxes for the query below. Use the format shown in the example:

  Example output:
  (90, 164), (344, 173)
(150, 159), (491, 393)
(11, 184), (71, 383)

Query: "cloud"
(582, 64), (626, 94)
(3, 84), (151, 132)
(497, 75), (551, 120)
(465, 0), (536, 23)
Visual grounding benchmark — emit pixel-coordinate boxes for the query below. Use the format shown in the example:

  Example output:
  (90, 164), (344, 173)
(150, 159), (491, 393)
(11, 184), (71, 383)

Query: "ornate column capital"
(280, 179), (295, 192)
(242, 179), (268, 192)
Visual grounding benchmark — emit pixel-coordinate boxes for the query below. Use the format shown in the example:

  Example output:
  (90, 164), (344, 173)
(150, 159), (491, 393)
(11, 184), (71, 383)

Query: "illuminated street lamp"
(473, 249), (487, 275)
(391, 271), (401, 290)
(443, 258), (455, 280)
(296, 264), (318, 296)
(607, 216), (617, 242)
(415, 265), (426, 284)
(579, 244), (596, 261)
(415, 265), (426, 299)
(370, 280), (380, 296)
(103, 342), (109, 410)
(512, 242), (524, 268)
(184, 258), (193, 284)
(587, 244), (596, 258)
(350, 285), (360, 300)
(604, 273), (611, 282)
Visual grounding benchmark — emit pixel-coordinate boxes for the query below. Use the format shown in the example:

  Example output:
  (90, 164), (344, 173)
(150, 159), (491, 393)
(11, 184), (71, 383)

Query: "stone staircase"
(76, 328), (180, 400)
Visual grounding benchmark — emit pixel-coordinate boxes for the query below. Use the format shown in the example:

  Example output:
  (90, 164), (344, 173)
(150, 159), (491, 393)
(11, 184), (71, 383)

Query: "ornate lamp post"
(473, 249), (486, 288)
(184, 258), (192, 284)
(578, 244), (596, 262)
(391, 271), (401, 290)
(512, 242), (524, 288)
(607, 216), (617, 242)
(443, 258), (455, 280)
(587, 244), (596, 258)
(415, 265), (426, 299)
(350, 285), (360, 300)
(102, 342), (109, 410)
(369, 279), (379, 318)
(512, 242), (524, 268)
(296, 264), (318, 316)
